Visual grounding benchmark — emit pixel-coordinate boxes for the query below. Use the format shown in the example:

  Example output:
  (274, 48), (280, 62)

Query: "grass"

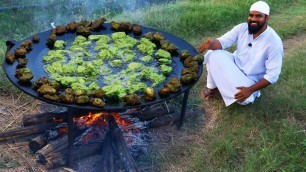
(0, 0), (305, 171)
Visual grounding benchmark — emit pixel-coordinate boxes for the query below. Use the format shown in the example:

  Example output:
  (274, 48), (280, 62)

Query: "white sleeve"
(217, 24), (242, 49)
(264, 45), (284, 84)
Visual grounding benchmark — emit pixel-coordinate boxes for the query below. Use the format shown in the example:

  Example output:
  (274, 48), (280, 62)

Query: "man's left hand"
(234, 86), (253, 103)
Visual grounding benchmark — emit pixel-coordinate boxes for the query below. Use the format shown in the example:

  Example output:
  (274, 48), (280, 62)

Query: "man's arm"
(198, 38), (222, 53)
(234, 78), (271, 103)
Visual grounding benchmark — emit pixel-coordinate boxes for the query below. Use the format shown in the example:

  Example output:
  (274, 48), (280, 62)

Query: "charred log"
(36, 135), (104, 168)
(29, 134), (48, 153)
(0, 122), (57, 142)
(110, 118), (139, 172)
(22, 112), (67, 126)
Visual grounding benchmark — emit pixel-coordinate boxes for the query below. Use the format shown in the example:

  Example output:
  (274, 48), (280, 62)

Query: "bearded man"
(199, 1), (283, 106)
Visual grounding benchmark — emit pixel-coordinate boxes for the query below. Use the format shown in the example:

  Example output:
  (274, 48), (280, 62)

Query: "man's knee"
(205, 50), (232, 64)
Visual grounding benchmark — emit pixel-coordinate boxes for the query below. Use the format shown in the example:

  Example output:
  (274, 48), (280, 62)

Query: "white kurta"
(204, 23), (283, 106)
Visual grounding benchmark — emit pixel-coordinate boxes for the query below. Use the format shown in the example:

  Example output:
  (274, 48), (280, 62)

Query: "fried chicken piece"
(14, 47), (27, 57)
(17, 58), (28, 68)
(43, 94), (60, 102)
(32, 35), (40, 43)
(66, 22), (78, 32)
(193, 54), (204, 63)
(76, 26), (91, 37)
(59, 94), (74, 103)
(46, 34), (57, 47)
(90, 98), (105, 107)
(33, 77), (50, 89)
(5, 52), (15, 64)
(90, 17), (107, 31)
(143, 87), (156, 101)
(37, 84), (57, 95)
(118, 22), (133, 33)
(110, 21), (120, 31)
(158, 87), (171, 97)
(21, 40), (33, 52)
(179, 50), (191, 61)
(75, 95), (90, 104)
(132, 25), (142, 36)
(93, 89), (106, 99)
(180, 72), (197, 85)
(124, 94), (141, 106)
(15, 68), (34, 83)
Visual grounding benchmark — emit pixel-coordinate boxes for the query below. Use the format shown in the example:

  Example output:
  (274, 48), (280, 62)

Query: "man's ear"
(266, 15), (270, 22)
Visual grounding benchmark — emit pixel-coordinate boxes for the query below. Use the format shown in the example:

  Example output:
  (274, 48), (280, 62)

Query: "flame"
(73, 112), (108, 129)
(72, 112), (137, 145)
(53, 117), (64, 123)
(113, 113), (132, 127)
(58, 127), (68, 134)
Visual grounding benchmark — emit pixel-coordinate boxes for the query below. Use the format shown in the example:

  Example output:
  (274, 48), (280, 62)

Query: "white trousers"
(204, 50), (260, 106)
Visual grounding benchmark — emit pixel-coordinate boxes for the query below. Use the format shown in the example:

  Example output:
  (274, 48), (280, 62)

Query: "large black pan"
(4, 23), (202, 112)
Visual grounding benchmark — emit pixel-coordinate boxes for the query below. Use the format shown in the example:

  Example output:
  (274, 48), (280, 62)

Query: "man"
(199, 1), (283, 106)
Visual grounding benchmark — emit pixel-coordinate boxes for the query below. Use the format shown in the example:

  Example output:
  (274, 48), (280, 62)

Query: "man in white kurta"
(199, 1), (283, 106)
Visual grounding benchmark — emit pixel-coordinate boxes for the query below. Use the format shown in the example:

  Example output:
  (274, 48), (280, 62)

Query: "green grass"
(0, 0), (305, 171)
(112, 0), (306, 171)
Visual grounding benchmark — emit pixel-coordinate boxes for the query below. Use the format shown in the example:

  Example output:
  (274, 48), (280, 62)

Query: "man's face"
(247, 11), (269, 34)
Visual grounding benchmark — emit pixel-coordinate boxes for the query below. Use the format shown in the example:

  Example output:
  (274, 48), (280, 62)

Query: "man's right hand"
(198, 38), (211, 53)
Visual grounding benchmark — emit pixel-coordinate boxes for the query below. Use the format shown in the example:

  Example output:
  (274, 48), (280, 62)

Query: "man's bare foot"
(200, 88), (219, 100)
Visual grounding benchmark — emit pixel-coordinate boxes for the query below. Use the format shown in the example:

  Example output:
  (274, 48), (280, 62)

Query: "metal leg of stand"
(177, 89), (190, 129)
(67, 108), (74, 166)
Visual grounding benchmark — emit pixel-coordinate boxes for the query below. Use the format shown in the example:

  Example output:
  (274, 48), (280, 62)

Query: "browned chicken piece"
(66, 22), (78, 32)
(46, 34), (57, 47)
(143, 87), (156, 101)
(76, 26), (91, 37)
(17, 58), (28, 68)
(158, 87), (171, 97)
(90, 98), (105, 107)
(43, 94), (60, 102)
(118, 22), (133, 33)
(32, 35), (40, 43)
(75, 95), (90, 104)
(124, 94), (141, 106)
(59, 94), (74, 103)
(5, 52), (15, 64)
(14, 47), (27, 57)
(180, 72), (197, 85)
(132, 25), (142, 36)
(179, 50), (191, 61)
(90, 17), (107, 31)
(33, 77), (50, 89)
(21, 40), (33, 52)
(37, 84), (57, 95)
(93, 89), (106, 99)
(110, 21), (120, 31)
(15, 68), (34, 83)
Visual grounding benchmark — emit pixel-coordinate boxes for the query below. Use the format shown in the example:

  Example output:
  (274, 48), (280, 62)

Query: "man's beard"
(248, 21), (266, 34)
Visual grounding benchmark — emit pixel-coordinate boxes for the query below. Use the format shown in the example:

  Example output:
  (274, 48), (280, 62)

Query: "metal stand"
(177, 89), (190, 129)
(67, 108), (75, 166)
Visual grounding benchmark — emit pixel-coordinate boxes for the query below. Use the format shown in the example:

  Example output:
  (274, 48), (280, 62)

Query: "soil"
(0, 33), (305, 171)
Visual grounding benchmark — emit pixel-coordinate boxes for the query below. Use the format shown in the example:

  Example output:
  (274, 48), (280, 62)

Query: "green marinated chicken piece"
(155, 49), (171, 59)
(160, 64), (172, 76)
(54, 40), (66, 49)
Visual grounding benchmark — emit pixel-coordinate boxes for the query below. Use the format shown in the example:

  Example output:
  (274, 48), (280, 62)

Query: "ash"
(119, 117), (151, 159)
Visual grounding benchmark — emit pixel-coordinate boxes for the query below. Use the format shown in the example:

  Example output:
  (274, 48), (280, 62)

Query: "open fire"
(0, 103), (198, 170)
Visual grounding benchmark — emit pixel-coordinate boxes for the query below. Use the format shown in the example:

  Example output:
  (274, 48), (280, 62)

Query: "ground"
(0, 33), (305, 171)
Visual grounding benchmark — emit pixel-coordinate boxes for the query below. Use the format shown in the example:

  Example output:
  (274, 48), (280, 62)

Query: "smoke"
(27, 0), (170, 30)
